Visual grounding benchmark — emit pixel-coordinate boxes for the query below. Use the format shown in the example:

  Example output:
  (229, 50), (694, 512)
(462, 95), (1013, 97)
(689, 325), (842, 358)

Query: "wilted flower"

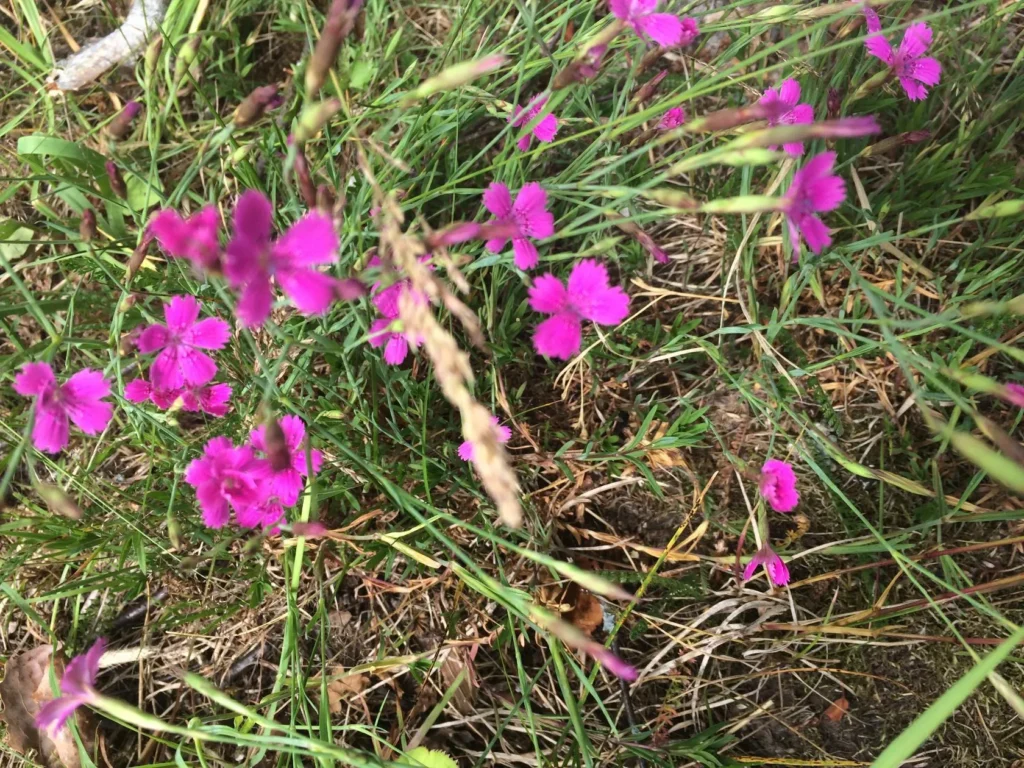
(184, 437), (266, 528)
(865, 20), (941, 101)
(529, 260), (630, 359)
(106, 101), (142, 139)
(609, 0), (698, 47)
(743, 545), (790, 587)
(249, 415), (323, 506)
(306, 0), (365, 96)
(105, 160), (126, 199)
(13, 363), (113, 453)
(760, 79), (814, 155)
(79, 209), (97, 242)
(136, 295), (231, 390)
(510, 95), (559, 151)
(482, 182), (555, 270)
(36, 638), (106, 734)
(149, 206), (222, 272)
(657, 106), (686, 130)
(459, 417), (512, 461)
(233, 84), (284, 127)
(759, 459), (799, 512)
(782, 151), (846, 261)
(224, 190), (340, 327)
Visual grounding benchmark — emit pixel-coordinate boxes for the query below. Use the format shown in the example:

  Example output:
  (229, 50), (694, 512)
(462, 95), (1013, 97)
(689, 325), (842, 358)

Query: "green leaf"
(349, 60), (375, 91)
(948, 431), (1024, 494)
(17, 134), (106, 172)
(406, 747), (458, 768)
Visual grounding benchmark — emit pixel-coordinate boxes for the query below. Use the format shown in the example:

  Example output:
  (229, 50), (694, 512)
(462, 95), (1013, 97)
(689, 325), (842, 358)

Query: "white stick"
(51, 0), (167, 91)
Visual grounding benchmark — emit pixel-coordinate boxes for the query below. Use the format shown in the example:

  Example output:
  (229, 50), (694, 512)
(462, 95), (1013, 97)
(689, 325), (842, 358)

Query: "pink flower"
(759, 79), (815, 155)
(529, 259), (630, 360)
(459, 417), (512, 461)
(36, 638), (105, 734)
(865, 21), (941, 101)
(149, 207), (222, 272)
(135, 295), (231, 390)
(290, 521), (328, 537)
(249, 415), (323, 506)
(482, 182), (555, 270)
(782, 152), (846, 261)
(589, 645), (638, 681)
(184, 437), (266, 528)
(609, 0), (698, 47)
(657, 106), (686, 130)
(743, 545), (790, 587)
(759, 459), (799, 512)
(236, 496), (286, 532)
(510, 95), (559, 151)
(367, 253), (431, 317)
(368, 317), (422, 365)
(579, 44), (607, 79)
(124, 378), (232, 417)
(224, 190), (340, 327)
(1003, 383), (1024, 408)
(13, 363), (113, 453)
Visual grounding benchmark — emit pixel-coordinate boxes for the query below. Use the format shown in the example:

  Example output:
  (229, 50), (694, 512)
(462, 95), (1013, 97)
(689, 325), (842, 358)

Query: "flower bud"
(294, 99), (342, 143)
(306, 0), (365, 96)
(317, 184), (337, 213)
(80, 208), (97, 242)
(37, 483), (83, 520)
(827, 87), (841, 119)
(632, 70), (668, 105)
(263, 416), (291, 471)
(425, 221), (481, 249)
(293, 148), (318, 209)
(405, 54), (507, 103)
(233, 84), (283, 128)
(106, 160), (127, 198)
(290, 521), (328, 537)
(106, 101), (142, 140)
(860, 129), (931, 157)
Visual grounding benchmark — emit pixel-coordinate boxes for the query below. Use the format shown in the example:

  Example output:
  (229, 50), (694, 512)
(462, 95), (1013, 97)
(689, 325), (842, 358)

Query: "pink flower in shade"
(609, 0), (699, 47)
(510, 95), (559, 151)
(578, 44), (607, 79)
(224, 190), (340, 328)
(13, 363), (113, 454)
(35, 638), (105, 734)
(135, 296), (231, 391)
(458, 417), (512, 461)
(759, 459), (799, 512)
(368, 318), (422, 366)
(759, 79), (815, 156)
(184, 437), (266, 528)
(249, 415), (323, 506)
(743, 545), (790, 587)
(124, 378), (232, 417)
(657, 106), (686, 130)
(782, 152), (846, 262)
(529, 260), (630, 360)
(236, 496), (286, 532)
(482, 182), (555, 270)
(367, 253), (431, 317)
(149, 207), (221, 272)
(1003, 383), (1024, 408)
(864, 21), (941, 101)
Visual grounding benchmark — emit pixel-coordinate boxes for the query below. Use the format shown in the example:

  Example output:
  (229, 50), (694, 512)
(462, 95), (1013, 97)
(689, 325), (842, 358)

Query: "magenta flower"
(529, 260), (630, 360)
(367, 253), (431, 317)
(1003, 383), (1024, 408)
(250, 415), (323, 506)
(864, 20), (941, 101)
(609, 0), (698, 47)
(184, 437), (266, 528)
(759, 79), (814, 155)
(482, 182), (555, 270)
(510, 95), (559, 151)
(13, 363), (113, 453)
(658, 106), (686, 130)
(149, 207), (222, 272)
(368, 318), (422, 365)
(135, 295), (231, 390)
(124, 378), (232, 417)
(759, 459), (799, 512)
(782, 152), (846, 261)
(36, 638), (106, 734)
(236, 496), (286, 532)
(743, 545), (790, 587)
(579, 44), (607, 79)
(459, 417), (512, 461)
(224, 190), (340, 327)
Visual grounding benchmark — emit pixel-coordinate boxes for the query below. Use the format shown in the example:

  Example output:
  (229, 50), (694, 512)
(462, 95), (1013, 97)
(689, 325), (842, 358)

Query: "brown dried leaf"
(325, 665), (368, 715)
(438, 647), (477, 715)
(565, 588), (604, 636)
(823, 696), (850, 723)
(0, 645), (94, 768)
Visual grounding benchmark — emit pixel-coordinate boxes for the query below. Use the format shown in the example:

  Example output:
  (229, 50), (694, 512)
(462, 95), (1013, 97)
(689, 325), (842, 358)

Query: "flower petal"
(777, 78), (801, 107)
(13, 362), (55, 397)
(909, 56), (941, 86)
(236, 274), (275, 328)
(164, 295), (200, 333)
(135, 324), (171, 354)
(274, 213), (339, 267)
(150, 349), (184, 390)
(184, 317), (231, 349)
(636, 13), (684, 47)
(384, 334), (410, 365)
(178, 349), (219, 387)
(62, 370), (113, 434)
(483, 182), (514, 219)
(123, 379), (152, 403)
(233, 189), (274, 245)
(36, 695), (88, 734)
(277, 268), (337, 315)
(458, 440), (475, 461)
(32, 402), (70, 453)
(533, 312), (582, 360)
(899, 22), (932, 60)
(512, 238), (539, 270)
(528, 273), (569, 314)
(568, 260), (630, 325)
(532, 113), (558, 143)
(864, 34), (894, 66)
(794, 212), (832, 254)
(368, 318), (393, 349)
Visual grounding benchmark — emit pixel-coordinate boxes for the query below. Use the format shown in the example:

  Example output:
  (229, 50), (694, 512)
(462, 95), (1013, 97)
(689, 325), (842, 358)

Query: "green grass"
(2, 0), (1024, 766)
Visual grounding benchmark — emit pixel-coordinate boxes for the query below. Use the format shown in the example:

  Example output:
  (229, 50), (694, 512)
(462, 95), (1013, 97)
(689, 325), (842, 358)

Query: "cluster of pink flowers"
(185, 415), (322, 531)
(743, 459), (801, 587)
